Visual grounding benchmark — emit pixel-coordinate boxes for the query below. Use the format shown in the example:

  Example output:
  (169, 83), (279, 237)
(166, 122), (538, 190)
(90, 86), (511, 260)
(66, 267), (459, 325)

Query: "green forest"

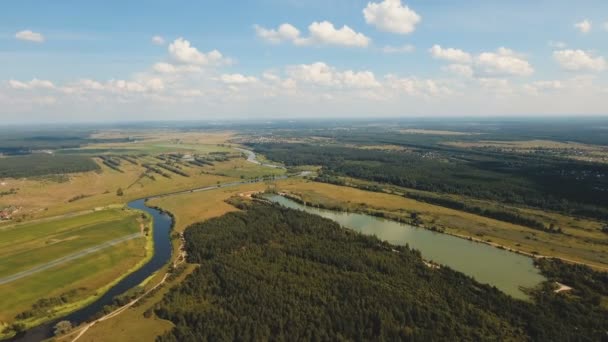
(155, 202), (608, 341)
(0, 154), (100, 178)
(249, 143), (608, 220)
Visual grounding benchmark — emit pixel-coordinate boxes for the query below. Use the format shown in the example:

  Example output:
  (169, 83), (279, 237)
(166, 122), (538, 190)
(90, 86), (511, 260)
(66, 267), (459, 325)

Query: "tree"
(53, 320), (72, 336)
(116, 187), (124, 196)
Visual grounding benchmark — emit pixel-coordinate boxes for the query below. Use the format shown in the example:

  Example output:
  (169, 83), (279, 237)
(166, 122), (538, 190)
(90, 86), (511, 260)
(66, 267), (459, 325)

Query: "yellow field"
(0, 159), (235, 221)
(274, 179), (608, 269)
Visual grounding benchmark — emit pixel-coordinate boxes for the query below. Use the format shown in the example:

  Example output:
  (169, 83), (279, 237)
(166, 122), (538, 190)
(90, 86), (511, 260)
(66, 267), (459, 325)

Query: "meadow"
(0, 209), (146, 331)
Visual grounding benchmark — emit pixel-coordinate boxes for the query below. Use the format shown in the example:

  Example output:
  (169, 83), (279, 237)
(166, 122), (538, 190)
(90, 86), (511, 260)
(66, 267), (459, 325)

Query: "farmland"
(0, 208), (147, 331)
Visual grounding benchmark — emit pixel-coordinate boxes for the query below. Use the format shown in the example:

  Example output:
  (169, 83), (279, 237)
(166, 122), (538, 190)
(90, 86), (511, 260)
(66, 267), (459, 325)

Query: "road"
(0, 233), (142, 286)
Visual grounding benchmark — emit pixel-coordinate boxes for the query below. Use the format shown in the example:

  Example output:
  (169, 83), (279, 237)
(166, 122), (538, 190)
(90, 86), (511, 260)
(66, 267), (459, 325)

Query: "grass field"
(0, 209), (147, 329)
(274, 179), (608, 270)
(0, 135), (280, 222)
(0, 210), (139, 278)
(64, 183), (271, 341)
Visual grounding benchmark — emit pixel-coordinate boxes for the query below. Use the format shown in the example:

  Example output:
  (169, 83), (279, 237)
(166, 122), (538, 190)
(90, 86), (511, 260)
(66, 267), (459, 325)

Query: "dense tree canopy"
(156, 202), (608, 341)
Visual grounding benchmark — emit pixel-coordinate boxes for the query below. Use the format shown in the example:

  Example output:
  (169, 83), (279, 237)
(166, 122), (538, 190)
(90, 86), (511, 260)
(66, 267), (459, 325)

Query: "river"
(266, 194), (546, 300)
(8, 148), (546, 340)
(9, 199), (173, 342)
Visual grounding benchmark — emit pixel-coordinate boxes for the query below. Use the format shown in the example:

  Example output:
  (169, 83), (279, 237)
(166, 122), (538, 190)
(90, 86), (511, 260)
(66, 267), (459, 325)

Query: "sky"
(1, 0), (608, 123)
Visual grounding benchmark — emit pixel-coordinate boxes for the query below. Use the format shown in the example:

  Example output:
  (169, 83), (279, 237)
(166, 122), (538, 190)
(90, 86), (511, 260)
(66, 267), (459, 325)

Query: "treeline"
(142, 164), (171, 178)
(0, 154), (99, 178)
(155, 203), (608, 341)
(98, 155), (123, 172)
(157, 163), (189, 177)
(250, 143), (608, 220)
(405, 192), (557, 232)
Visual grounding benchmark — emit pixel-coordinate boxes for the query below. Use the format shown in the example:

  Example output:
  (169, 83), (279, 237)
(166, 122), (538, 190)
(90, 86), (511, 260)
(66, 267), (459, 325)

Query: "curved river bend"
(9, 199), (174, 342)
(266, 194), (546, 300)
(10, 175), (546, 340)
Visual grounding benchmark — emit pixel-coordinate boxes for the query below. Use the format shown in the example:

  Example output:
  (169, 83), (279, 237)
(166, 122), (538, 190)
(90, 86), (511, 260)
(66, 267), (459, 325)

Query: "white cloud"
(287, 62), (380, 88)
(475, 48), (533, 76)
(382, 44), (415, 53)
(8, 78), (55, 89)
(363, 0), (421, 34)
(153, 62), (201, 74)
(385, 75), (451, 97)
(431, 46), (532, 77)
(219, 74), (258, 84)
(152, 35), (165, 45)
(168, 38), (228, 65)
(553, 49), (606, 72)
(262, 72), (281, 82)
(574, 19), (592, 33)
(524, 80), (564, 95)
(254, 23), (300, 44)
(604, 21), (608, 31)
(430, 45), (472, 64)
(442, 64), (473, 78)
(255, 21), (370, 47)
(15, 30), (45, 43)
(301, 21), (370, 47)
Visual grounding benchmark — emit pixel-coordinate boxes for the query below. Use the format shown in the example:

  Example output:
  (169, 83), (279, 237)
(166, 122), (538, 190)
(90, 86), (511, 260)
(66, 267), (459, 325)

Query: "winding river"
(266, 194), (547, 300)
(9, 148), (547, 340)
(10, 199), (174, 342)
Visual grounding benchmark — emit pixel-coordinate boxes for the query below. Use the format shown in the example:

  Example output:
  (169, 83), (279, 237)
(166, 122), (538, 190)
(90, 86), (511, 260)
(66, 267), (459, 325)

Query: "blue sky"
(1, 0), (607, 123)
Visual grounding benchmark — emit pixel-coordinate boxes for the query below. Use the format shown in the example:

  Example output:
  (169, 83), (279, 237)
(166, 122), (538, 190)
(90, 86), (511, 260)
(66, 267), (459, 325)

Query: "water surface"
(267, 194), (546, 300)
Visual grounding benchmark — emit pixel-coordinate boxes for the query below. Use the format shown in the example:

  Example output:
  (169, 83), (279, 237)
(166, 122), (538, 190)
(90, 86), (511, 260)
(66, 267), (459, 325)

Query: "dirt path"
(68, 272), (170, 342)
(0, 233), (142, 285)
(66, 232), (188, 342)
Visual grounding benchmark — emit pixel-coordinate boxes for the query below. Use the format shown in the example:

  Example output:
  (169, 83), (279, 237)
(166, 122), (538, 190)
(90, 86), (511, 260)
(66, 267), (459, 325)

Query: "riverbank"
(0, 208), (150, 340)
(274, 179), (608, 272)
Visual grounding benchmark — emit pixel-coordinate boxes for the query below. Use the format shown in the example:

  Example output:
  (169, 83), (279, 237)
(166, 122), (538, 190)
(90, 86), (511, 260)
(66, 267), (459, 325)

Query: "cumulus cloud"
(254, 23), (300, 44)
(219, 73), (258, 84)
(382, 44), (415, 53)
(8, 78), (55, 89)
(153, 62), (201, 74)
(431, 46), (533, 77)
(574, 19), (592, 33)
(553, 49), (606, 72)
(15, 30), (45, 43)
(152, 35), (165, 45)
(168, 38), (228, 65)
(476, 48), (534, 77)
(429, 45), (472, 64)
(255, 21), (370, 47)
(363, 0), (421, 34)
(384, 74), (451, 97)
(287, 62), (380, 88)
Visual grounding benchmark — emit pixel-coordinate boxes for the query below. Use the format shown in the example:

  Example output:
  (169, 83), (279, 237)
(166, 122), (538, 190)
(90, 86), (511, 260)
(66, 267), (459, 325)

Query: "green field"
(0, 212), (139, 277)
(0, 209), (146, 327)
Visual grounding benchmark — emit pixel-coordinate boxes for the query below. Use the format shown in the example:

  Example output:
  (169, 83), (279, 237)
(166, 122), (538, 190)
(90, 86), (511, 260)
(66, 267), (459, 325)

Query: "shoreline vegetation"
(273, 189), (608, 271)
(154, 201), (608, 341)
